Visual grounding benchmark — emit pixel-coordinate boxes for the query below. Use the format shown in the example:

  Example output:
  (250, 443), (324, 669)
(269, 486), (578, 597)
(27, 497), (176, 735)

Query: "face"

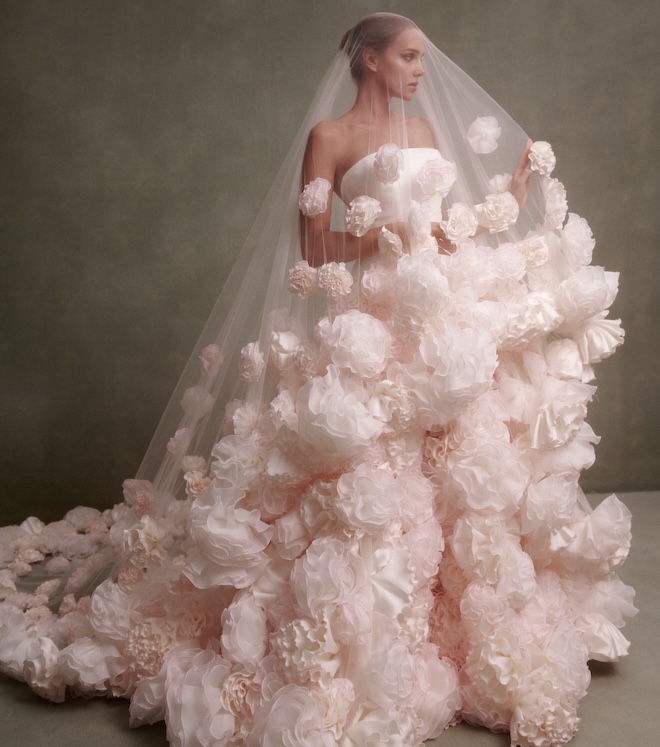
(370, 27), (425, 100)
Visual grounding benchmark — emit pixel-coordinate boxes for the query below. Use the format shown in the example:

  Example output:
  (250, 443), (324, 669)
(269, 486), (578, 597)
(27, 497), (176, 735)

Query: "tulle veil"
(137, 21), (546, 513)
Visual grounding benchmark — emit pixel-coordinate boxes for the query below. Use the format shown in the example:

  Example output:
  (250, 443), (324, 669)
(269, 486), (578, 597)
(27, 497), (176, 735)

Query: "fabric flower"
(467, 116), (502, 154)
(572, 316), (625, 364)
(444, 202), (478, 242)
(317, 310), (391, 378)
(474, 191), (520, 233)
(199, 343), (223, 375)
(247, 684), (335, 747)
(299, 177), (332, 217)
(517, 233), (550, 269)
(488, 172), (512, 193)
(335, 463), (401, 534)
(561, 213), (595, 269)
(288, 260), (318, 297)
(296, 365), (384, 457)
(417, 155), (457, 197)
(240, 341), (265, 381)
(529, 140), (557, 177)
(180, 385), (215, 418)
(123, 516), (167, 567)
(185, 486), (273, 589)
(221, 593), (267, 671)
(345, 195), (382, 237)
(292, 536), (368, 619)
(317, 262), (353, 297)
(395, 251), (451, 318)
(373, 143), (403, 183)
(378, 226), (405, 259)
(555, 266), (618, 325)
(542, 176), (568, 230)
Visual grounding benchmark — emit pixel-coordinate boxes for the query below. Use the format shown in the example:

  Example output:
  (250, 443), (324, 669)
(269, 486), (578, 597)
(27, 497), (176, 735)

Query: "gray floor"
(1, 492), (657, 746)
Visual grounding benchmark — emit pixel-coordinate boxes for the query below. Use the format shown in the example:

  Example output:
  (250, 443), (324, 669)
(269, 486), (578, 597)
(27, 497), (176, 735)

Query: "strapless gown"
(0, 148), (635, 746)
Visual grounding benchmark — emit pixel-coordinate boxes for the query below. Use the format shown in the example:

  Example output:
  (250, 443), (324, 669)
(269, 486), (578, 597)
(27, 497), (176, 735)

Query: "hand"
(510, 139), (533, 210)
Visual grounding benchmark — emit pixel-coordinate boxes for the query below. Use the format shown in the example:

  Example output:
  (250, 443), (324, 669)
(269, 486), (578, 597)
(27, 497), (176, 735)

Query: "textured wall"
(1, 0), (658, 522)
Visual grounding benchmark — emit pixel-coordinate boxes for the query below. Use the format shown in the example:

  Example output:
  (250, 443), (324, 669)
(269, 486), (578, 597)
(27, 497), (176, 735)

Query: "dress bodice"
(340, 147), (444, 226)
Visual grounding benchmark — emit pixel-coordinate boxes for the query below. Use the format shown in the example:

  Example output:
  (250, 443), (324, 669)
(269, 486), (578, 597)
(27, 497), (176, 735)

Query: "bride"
(0, 12), (635, 747)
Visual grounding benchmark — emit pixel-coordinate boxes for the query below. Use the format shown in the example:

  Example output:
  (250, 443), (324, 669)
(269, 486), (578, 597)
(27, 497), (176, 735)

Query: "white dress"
(0, 146), (635, 747)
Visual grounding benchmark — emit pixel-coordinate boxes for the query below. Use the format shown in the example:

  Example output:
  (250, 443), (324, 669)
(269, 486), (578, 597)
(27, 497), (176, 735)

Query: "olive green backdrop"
(1, 0), (658, 523)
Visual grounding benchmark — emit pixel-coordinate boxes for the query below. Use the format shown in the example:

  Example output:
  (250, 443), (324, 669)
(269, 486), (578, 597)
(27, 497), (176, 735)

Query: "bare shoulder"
(306, 120), (344, 153)
(405, 116), (438, 148)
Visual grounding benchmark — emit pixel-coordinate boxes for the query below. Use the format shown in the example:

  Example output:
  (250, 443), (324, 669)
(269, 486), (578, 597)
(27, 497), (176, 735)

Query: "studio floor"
(1, 492), (657, 747)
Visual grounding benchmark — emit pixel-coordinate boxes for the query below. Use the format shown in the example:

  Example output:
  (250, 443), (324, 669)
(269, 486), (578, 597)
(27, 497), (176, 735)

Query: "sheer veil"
(137, 22), (547, 512)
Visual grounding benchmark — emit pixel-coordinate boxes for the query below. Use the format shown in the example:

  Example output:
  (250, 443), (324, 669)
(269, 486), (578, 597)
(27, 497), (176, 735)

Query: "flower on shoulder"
(298, 177), (332, 217)
(529, 140), (557, 177)
(345, 195), (382, 237)
(467, 116), (502, 154)
(374, 143), (404, 184)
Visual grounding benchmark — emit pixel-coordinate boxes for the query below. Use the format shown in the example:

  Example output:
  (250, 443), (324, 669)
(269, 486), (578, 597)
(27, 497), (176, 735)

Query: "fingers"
(514, 139), (533, 176)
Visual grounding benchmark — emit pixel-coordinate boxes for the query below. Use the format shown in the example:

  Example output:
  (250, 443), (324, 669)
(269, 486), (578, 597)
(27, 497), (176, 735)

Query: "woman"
(0, 12), (634, 747)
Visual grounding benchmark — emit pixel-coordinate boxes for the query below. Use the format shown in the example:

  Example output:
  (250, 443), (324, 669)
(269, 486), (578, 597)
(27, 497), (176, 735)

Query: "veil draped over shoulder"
(0, 17), (634, 747)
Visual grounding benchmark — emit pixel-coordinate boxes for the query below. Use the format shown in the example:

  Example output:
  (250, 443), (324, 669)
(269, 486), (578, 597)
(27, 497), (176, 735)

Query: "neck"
(351, 79), (397, 127)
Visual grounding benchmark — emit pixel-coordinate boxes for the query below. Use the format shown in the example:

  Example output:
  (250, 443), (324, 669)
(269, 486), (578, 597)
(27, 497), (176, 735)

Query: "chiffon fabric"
(0, 28), (635, 747)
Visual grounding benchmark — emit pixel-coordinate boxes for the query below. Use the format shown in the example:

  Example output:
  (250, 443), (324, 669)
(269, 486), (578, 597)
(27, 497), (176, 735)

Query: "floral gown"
(0, 144), (635, 747)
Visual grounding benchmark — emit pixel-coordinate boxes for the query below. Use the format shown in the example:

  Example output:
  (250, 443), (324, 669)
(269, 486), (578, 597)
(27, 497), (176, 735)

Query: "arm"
(300, 124), (380, 268)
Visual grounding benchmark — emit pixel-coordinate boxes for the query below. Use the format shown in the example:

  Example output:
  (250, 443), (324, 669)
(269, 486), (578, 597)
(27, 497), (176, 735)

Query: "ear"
(362, 47), (379, 74)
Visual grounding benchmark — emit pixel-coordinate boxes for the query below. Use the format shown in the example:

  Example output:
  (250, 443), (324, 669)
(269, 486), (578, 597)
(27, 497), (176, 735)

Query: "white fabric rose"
(345, 195), (382, 237)
(488, 172), (512, 193)
(335, 463), (401, 534)
(288, 260), (318, 297)
(395, 251), (451, 318)
(417, 155), (457, 197)
(296, 365), (384, 457)
(517, 233), (550, 269)
(247, 684), (335, 747)
(544, 337), (593, 382)
(510, 679), (580, 747)
(317, 261), (353, 297)
(467, 116), (502, 154)
(292, 536), (368, 618)
(573, 315), (625, 364)
(443, 202), (478, 242)
(493, 243), (526, 281)
(220, 593), (267, 671)
(448, 439), (530, 515)
(542, 176), (568, 230)
(180, 385), (215, 418)
(185, 486), (273, 589)
(273, 612), (340, 687)
(555, 266), (618, 325)
(529, 140), (556, 177)
(378, 226), (405, 259)
(199, 343), (222, 375)
(561, 212), (595, 269)
(317, 309), (391, 378)
(212, 433), (263, 490)
(240, 341), (265, 381)
(373, 143), (404, 183)
(298, 177), (331, 217)
(474, 191), (520, 233)
(530, 379), (595, 450)
(123, 516), (167, 567)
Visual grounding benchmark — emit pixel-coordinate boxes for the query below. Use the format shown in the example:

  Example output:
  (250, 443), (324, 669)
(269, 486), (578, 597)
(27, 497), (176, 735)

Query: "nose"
(415, 62), (425, 78)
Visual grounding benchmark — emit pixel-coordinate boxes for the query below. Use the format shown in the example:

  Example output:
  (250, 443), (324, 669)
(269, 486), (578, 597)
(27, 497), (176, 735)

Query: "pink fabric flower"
(373, 143), (404, 184)
(299, 177), (332, 217)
